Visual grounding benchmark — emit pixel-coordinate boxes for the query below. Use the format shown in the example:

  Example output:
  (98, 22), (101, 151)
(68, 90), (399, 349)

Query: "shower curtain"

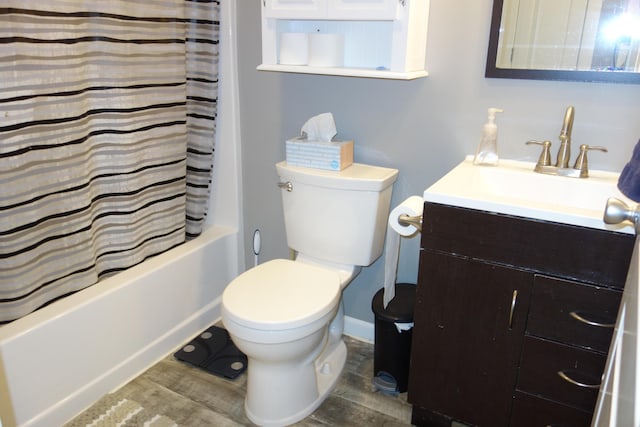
(0, 1), (220, 322)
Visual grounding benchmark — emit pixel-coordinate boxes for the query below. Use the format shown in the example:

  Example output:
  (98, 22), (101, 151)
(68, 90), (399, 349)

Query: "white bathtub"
(0, 226), (241, 427)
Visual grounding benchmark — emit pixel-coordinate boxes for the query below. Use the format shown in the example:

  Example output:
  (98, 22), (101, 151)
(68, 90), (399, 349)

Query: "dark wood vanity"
(408, 202), (635, 427)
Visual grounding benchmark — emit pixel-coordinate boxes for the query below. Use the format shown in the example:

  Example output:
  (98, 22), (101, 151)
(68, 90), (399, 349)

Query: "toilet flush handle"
(277, 181), (293, 192)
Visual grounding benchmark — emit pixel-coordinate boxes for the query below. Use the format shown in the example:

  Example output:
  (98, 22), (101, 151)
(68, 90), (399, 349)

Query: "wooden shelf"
(256, 63), (428, 80)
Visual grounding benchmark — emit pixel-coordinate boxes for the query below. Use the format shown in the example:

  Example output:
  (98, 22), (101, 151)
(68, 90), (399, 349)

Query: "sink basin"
(424, 155), (634, 233)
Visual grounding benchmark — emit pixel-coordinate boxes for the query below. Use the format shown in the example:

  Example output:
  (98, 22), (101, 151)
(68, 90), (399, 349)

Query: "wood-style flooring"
(65, 334), (413, 426)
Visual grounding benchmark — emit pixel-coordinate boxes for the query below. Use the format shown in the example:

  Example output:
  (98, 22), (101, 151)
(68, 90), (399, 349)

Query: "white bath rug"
(67, 397), (178, 427)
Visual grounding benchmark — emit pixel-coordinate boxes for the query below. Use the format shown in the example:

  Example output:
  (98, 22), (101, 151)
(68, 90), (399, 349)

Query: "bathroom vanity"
(407, 158), (636, 426)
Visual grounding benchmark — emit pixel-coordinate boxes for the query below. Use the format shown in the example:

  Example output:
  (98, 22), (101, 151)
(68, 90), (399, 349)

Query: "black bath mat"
(174, 325), (247, 379)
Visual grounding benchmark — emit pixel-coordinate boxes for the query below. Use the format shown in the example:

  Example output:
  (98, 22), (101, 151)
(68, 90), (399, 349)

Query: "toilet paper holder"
(398, 214), (423, 233)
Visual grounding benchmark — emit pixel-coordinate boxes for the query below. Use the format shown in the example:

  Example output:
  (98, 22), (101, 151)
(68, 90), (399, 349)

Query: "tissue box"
(285, 137), (354, 171)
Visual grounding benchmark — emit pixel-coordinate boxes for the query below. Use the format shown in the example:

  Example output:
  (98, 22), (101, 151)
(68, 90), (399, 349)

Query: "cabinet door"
(263, 0), (326, 19)
(408, 251), (532, 427)
(327, 0), (399, 20)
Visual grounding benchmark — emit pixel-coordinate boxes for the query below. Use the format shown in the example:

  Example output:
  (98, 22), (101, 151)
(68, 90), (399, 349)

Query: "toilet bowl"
(222, 161), (398, 426)
(222, 259), (347, 426)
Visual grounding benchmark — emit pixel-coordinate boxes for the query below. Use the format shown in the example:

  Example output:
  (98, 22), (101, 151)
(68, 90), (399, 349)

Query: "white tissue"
(308, 33), (344, 67)
(301, 112), (337, 142)
(383, 196), (424, 308)
(388, 195), (424, 237)
(279, 32), (308, 65)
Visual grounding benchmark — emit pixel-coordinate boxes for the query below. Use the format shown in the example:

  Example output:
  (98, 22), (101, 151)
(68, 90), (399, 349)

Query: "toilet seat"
(223, 259), (341, 331)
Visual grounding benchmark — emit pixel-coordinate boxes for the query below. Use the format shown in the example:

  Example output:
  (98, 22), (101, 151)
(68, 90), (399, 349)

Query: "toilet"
(222, 161), (398, 426)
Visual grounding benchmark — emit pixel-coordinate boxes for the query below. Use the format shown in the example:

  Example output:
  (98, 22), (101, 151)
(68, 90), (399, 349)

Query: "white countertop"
(423, 156), (635, 234)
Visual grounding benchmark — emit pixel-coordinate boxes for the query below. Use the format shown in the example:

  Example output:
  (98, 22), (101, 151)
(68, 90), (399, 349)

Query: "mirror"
(486, 0), (640, 83)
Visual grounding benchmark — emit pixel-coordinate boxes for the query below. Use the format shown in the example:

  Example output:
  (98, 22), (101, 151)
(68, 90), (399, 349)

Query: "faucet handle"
(574, 144), (608, 178)
(526, 140), (553, 170)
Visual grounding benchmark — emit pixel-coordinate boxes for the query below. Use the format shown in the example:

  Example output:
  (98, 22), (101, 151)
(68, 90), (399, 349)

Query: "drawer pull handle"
(509, 290), (518, 329)
(557, 370), (601, 389)
(569, 311), (615, 328)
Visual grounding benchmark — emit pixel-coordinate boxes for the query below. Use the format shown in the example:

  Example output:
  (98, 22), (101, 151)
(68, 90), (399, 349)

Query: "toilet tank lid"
(276, 161), (398, 192)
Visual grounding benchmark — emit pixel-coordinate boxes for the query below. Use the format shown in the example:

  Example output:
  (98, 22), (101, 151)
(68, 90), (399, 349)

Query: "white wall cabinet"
(263, 0), (325, 19)
(259, 0), (430, 79)
(264, 0), (399, 20)
(328, 0), (399, 20)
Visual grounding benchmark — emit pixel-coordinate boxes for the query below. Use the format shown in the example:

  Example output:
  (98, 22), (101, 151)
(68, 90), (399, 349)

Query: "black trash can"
(371, 283), (416, 394)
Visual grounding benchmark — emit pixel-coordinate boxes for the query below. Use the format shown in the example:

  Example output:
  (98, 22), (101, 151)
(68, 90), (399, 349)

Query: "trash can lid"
(371, 283), (416, 322)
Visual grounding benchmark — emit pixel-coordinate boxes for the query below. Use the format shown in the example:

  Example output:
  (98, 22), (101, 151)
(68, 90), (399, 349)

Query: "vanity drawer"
(517, 337), (605, 412)
(527, 275), (621, 353)
(421, 203), (634, 288)
(510, 391), (592, 427)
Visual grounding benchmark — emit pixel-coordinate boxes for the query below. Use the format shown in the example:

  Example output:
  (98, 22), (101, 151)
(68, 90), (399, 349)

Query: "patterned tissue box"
(285, 137), (354, 171)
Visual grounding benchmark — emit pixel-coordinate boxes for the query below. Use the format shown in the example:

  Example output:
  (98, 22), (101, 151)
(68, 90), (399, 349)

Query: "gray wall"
(236, 1), (640, 323)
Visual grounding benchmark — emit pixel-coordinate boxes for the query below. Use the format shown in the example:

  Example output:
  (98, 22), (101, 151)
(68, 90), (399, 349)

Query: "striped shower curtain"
(0, 1), (219, 322)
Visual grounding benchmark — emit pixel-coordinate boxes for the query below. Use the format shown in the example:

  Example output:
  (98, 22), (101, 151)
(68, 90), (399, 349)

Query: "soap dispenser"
(473, 107), (504, 166)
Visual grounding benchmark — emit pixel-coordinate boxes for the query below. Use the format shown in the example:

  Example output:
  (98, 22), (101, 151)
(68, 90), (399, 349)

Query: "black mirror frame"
(485, 0), (640, 84)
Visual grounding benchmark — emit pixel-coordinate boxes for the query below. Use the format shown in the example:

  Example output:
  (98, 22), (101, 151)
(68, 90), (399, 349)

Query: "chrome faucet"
(526, 106), (607, 178)
(556, 105), (574, 168)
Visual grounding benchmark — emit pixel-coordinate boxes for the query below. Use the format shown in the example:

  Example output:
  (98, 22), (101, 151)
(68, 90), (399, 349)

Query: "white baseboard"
(343, 316), (375, 344)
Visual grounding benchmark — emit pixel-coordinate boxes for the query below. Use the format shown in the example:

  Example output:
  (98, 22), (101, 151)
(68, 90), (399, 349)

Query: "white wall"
(237, 0), (640, 322)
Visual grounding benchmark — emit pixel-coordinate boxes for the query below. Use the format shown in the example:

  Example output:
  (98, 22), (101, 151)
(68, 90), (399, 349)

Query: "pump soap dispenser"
(473, 107), (504, 166)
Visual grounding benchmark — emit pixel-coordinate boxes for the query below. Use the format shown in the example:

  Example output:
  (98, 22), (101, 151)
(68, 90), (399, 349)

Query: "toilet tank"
(276, 161), (399, 267)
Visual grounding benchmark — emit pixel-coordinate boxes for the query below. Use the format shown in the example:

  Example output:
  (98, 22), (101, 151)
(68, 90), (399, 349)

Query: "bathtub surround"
(0, 0), (219, 322)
